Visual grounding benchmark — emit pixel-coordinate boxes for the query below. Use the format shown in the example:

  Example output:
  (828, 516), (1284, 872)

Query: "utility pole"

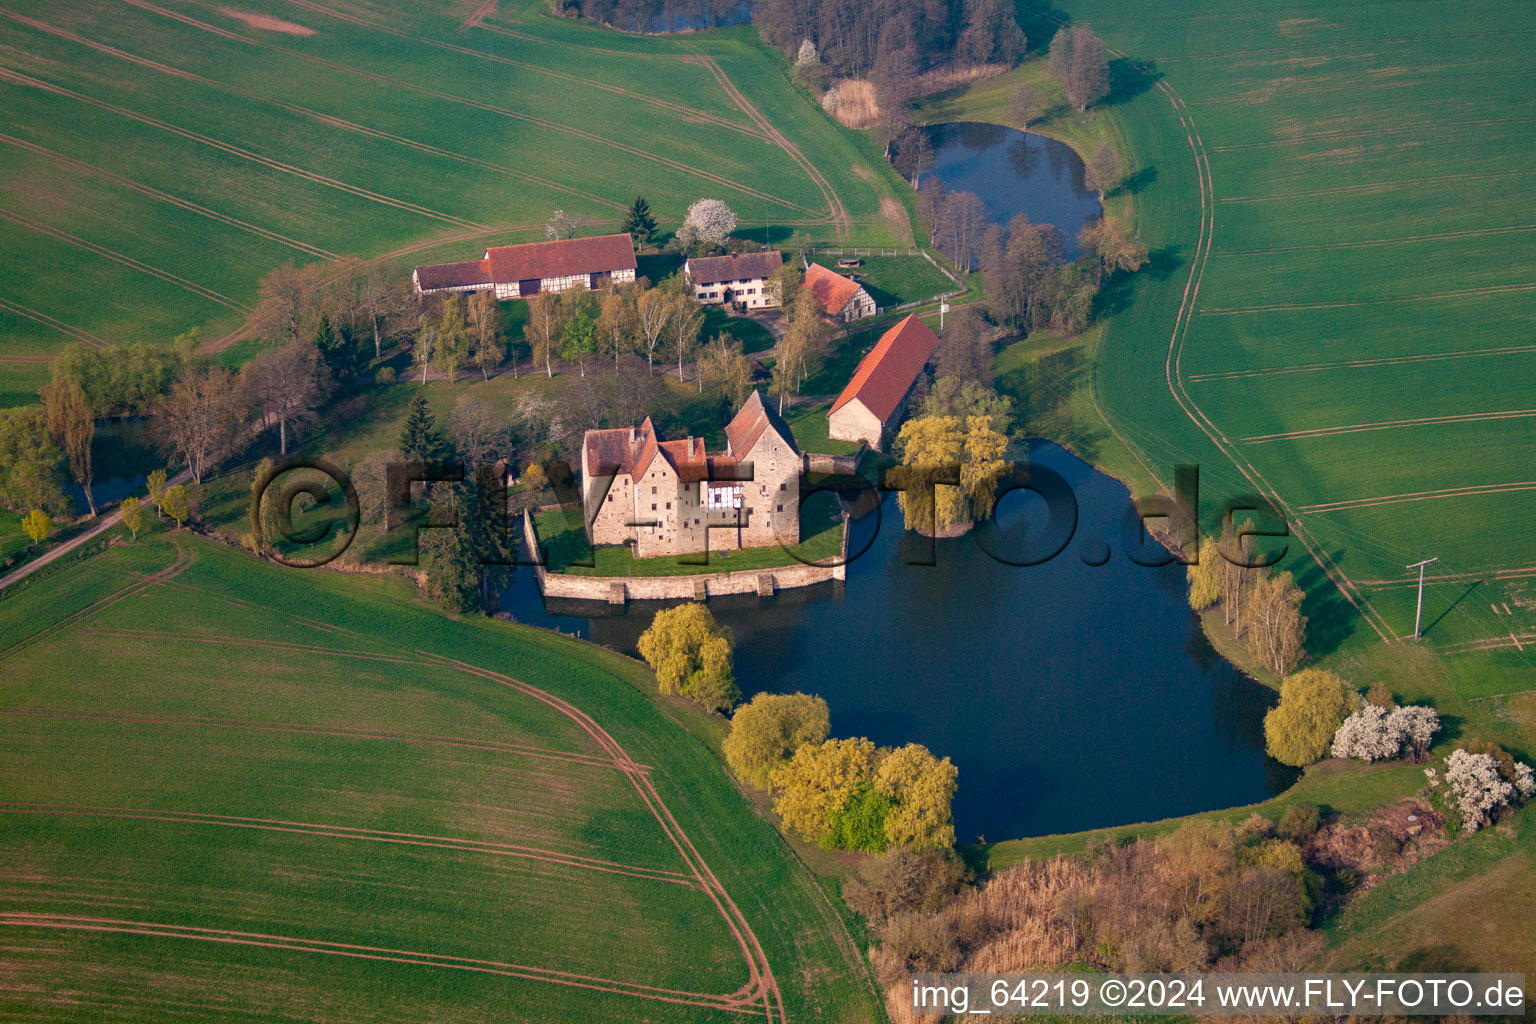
(1406, 557), (1438, 640)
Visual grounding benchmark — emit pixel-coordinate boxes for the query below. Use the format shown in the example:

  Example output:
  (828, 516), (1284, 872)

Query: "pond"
(499, 442), (1297, 841)
(923, 121), (1103, 256)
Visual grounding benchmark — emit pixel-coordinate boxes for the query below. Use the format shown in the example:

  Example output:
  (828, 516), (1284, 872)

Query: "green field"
(1021, 0), (1536, 684)
(0, 0), (904, 404)
(0, 534), (880, 1020)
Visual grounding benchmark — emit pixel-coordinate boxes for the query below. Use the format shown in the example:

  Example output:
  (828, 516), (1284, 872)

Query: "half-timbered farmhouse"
(826, 314), (941, 450)
(582, 391), (800, 558)
(804, 262), (876, 322)
(685, 251), (783, 310)
(412, 233), (637, 300)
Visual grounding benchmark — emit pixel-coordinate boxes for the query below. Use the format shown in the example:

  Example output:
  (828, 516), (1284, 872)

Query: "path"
(0, 468), (190, 592)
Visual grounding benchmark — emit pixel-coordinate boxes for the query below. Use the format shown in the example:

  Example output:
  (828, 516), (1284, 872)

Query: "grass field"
(0, 0), (904, 405)
(1006, 0), (1536, 689)
(807, 253), (955, 309)
(0, 533), (881, 1020)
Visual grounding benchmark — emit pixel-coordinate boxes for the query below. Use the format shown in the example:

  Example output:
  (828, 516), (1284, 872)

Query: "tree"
(157, 367), (241, 484)
(398, 392), (450, 464)
(449, 396), (511, 468)
(412, 310), (437, 385)
(146, 468), (167, 521)
(1246, 571), (1307, 675)
(47, 341), (179, 420)
(21, 508), (50, 545)
(697, 335), (754, 406)
(1263, 668), (1355, 767)
(961, 415), (1008, 521)
(678, 198), (737, 250)
(1049, 26), (1110, 111)
(666, 293), (705, 384)
(636, 602), (739, 713)
(1430, 747), (1536, 834)
(634, 288), (671, 372)
(312, 314), (354, 381)
(242, 339), (326, 456)
(1084, 143), (1121, 198)
(40, 376), (96, 516)
(918, 378), (1013, 433)
(894, 416), (968, 534)
(434, 297), (471, 383)
(120, 495), (144, 542)
(597, 290), (634, 368)
(723, 692), (832, 790)
(559, 302), (598, 377)
(545, 209), (581, 240)
(467, 291), (505, 380)
(357, 259), (406, 360)
(622, 195), (658, 243)
(766, 261), (803, 308)
(1331, 703), (1440, 764)
(874, 743), (959, 851)
(162, 483), (189, 530)
(771, 737), (879, 845)
(254, 259), (322, 344)
(1080, 217), (1149, 279)
(1010, 82), (1041, 131)
(935, 310), (993, 387)
(525, 292), (567, 378)
(1186, 537), (1223, 611)
(419, 487), (479, 613)
(958, 0), (1026, 66)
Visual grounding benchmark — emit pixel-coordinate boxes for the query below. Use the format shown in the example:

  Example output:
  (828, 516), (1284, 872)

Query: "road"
(0, 468), (191, 592)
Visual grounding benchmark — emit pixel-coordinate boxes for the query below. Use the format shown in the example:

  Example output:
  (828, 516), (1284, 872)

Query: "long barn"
(412, 233), (637, 300)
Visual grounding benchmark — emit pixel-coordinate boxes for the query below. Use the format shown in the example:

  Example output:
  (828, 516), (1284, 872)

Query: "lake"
(924, 121), (1103, 256)
(499, 442), (1296, 841)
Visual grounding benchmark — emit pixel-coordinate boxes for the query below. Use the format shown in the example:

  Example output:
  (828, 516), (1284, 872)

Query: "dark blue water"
(925, 122), (1103, 257)
(500, 442), (1295, 841)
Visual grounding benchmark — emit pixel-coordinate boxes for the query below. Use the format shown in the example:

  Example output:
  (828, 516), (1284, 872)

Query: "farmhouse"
(827, 314), (941, 450)
(412, 233), (637, 300)
(804, 262), (876, 322)
(582, 391), (801, 558)
(685, 251), (783, 310)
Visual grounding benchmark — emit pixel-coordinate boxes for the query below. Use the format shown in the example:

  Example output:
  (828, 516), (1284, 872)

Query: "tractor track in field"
(1200, 281), (1536, 315)
(0, 66), (488, 231)
(459, 0), (496, 30)
(0, 804), (696, 887)
(1209, 113), (1536, 152)
(0, 9), (624, 214)
(1213, 223), (1536, 257)
(1187, 344), (1536, 382)
(0, 914), (769, 1015)
(1133, 53), (1396, 641)
(0, 298), (110, 350)
(0, 131), (337, 260)
(0, 208), (251, 313)
(1297, 480), (1536, 515)
(0, 548), (190, 662)
(120, 0), (816, 216)
(23, 609), (784, 1020)
(1242, 408), (1536, 444)
(286, 0), (771, 142)
(0, 705), (653, 773)
(1218, 167), (1536, 204)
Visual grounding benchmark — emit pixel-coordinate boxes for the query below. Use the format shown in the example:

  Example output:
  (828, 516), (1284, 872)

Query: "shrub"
(1331, 703), (1440, 763)
(1426, 747), (1536, 834)
(843, 849), (967, 925)
(827, 784), (894, 852)
(722, 692), (830, 790)
(636, 602), (739, 713)
(1263, 669), (1355, 767)
(374, 366), (396, 385)
(1276, 802), (1321, 843)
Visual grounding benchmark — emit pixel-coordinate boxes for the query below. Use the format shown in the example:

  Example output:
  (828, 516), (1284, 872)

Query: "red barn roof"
(829, 314), (940, 423)
(484, 233), (636, 282)
(803, 262), (862, 316)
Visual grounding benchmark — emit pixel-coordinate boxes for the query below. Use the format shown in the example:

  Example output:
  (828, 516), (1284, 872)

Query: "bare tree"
(449, 395), (512, 467)
(634, 288), (671, 373)
(241, 339), (327, 455)
(1050, 26), (1110, 112)
(667, 293), (705, 385)
(255, 260), (325, 344)
(545, 209), (582, 240)
(525, 292), (566, 379)
(1010, 82), (1041, 131)
(41, 376), (96, 516)
(357, 260), (407, 360)
(157, 367), (242, 483)
(467, 290), (505, 380)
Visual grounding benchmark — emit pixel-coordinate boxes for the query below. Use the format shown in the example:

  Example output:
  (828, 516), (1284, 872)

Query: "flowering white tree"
(1427, 748), (1536, 834)
(1331, 703), (1440, 763)
(545, 209), (581, 240)
(795, 39), (820, 67)
(678, 199), (736, 249)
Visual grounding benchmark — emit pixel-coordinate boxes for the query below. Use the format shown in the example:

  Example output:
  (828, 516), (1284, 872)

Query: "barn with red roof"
(826, 314), (941, 450)
(803, 262), (876, 322)
(412, 233), (636, 300)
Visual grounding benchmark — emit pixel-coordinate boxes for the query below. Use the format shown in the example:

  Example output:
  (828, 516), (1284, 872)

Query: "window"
(779, 483), (786, 491)
(706, 484), (742, 510)
(607, 494), (613, 502)
(651, 486), (657, 494)
(777, 504), (783, 512)
(651, 503), (657, 511)
(665, 502), (671, 510)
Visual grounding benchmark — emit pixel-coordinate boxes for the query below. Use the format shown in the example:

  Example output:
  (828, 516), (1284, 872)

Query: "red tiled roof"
(828, 314), (940, 423)
(724, 390), (796, 457)
(413, 259), (493, 291)
(484, 233), (636, 283)
(686, 251), (782, 285)
(803, 262), (862, 316)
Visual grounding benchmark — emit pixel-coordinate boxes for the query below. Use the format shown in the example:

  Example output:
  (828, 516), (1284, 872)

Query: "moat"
(500, 441), (1296, 841)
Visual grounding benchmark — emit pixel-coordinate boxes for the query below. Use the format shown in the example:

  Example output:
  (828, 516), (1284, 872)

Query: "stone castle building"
(581, 392), (801, 558)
